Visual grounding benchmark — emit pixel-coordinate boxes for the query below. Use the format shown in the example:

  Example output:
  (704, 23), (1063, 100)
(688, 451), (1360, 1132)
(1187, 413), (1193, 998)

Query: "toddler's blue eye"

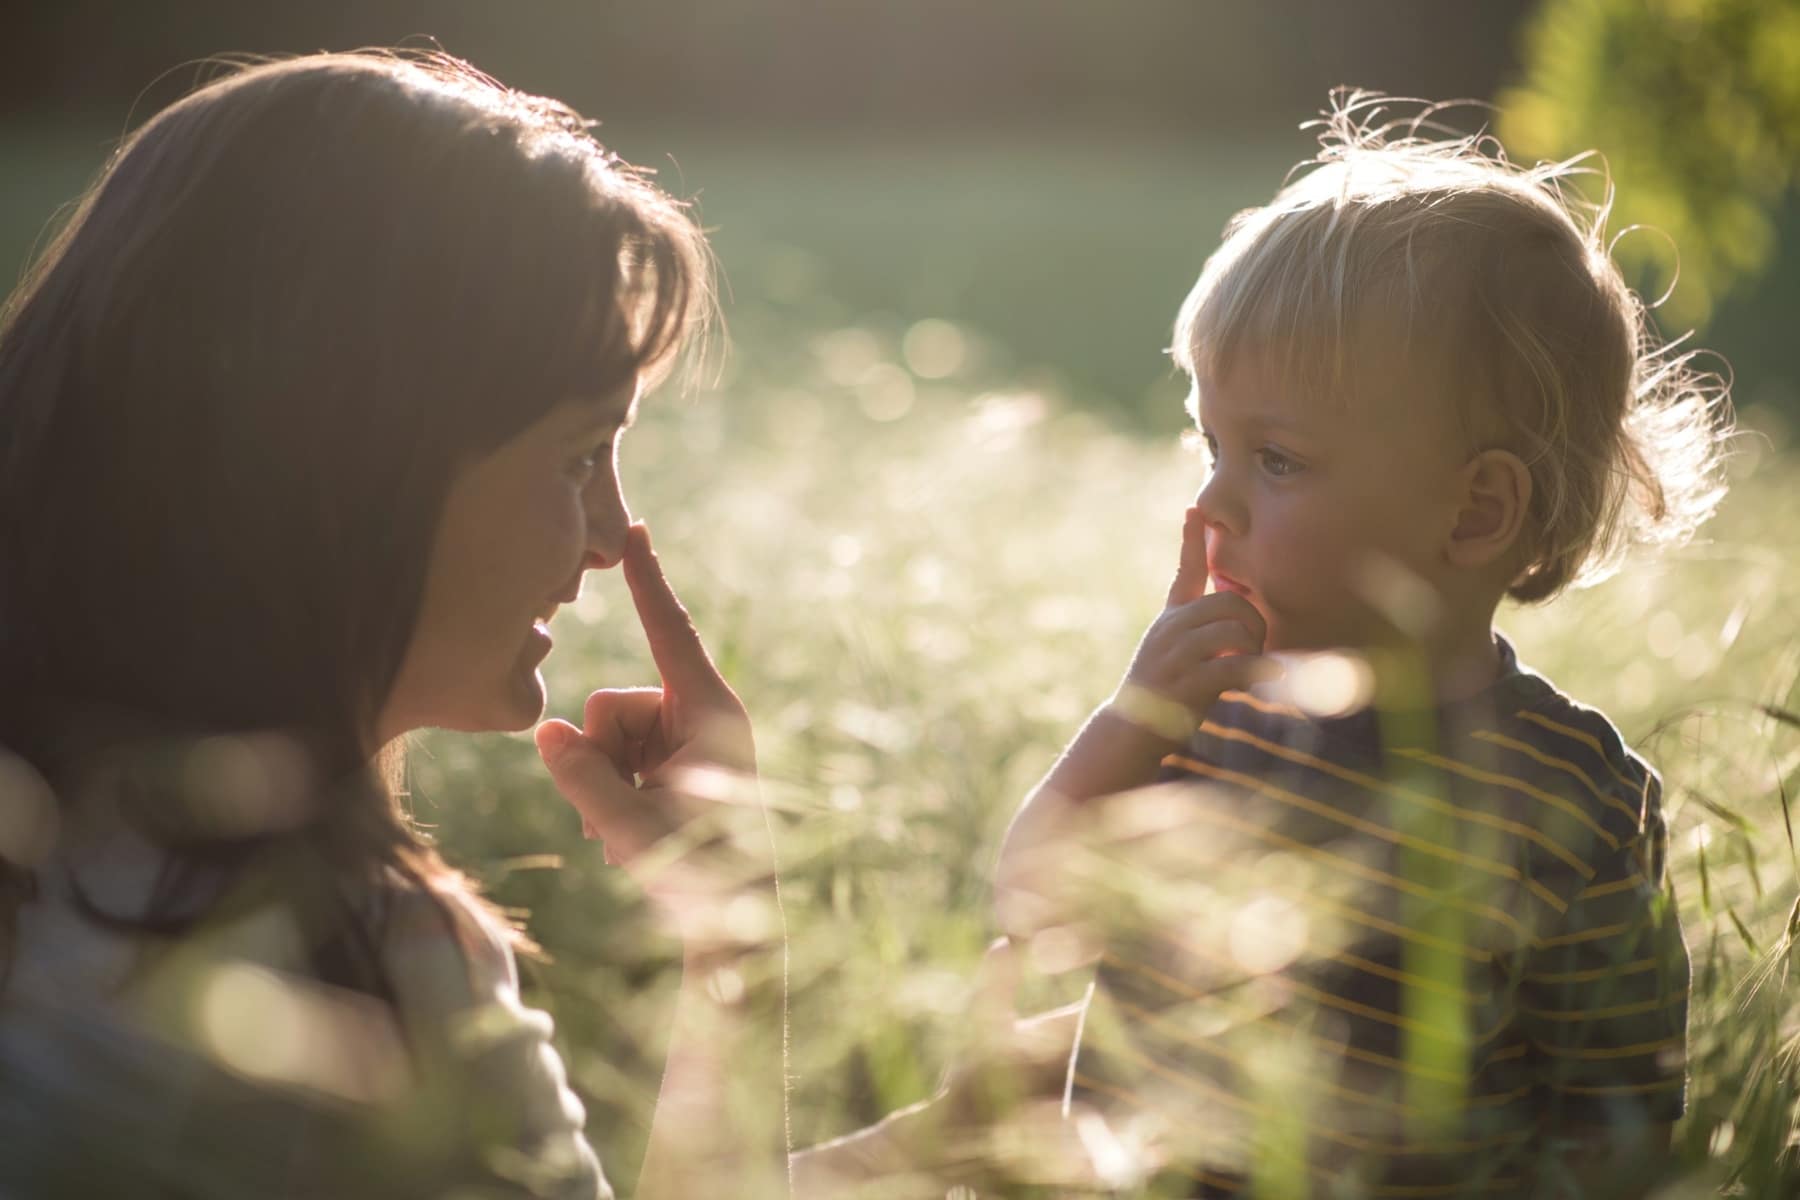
(1258, 447), (1302, 477)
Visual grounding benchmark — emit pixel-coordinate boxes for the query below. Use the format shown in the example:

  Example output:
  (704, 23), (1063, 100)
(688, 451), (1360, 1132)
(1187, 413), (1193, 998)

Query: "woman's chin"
(423, 669), (548, 735)
(500, 667), (551, 732)
(486, 635), (555, 732)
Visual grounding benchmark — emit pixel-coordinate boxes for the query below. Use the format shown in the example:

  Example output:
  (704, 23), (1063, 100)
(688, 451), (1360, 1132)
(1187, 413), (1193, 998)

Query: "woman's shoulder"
(370, 872), (612, 1198)
(374, 871), (529, 1029)
(378, 869), (511, 967)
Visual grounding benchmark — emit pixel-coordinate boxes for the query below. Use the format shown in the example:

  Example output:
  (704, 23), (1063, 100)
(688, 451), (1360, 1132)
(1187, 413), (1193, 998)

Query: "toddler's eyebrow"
(1200, 411), (1314, 440)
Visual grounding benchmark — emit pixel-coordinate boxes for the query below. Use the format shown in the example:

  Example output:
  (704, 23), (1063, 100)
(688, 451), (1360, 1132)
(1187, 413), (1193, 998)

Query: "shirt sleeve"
(1515, 820), (1689, 1130)
(382, 886), (614, 1200)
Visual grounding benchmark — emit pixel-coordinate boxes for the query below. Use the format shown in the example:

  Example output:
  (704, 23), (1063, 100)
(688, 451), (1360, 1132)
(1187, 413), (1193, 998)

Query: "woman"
(0, 51), (787, 1199)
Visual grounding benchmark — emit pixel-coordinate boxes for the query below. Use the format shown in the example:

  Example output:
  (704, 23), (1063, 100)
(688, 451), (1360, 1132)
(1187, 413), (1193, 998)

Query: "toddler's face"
(1190, 360), (1470, 653)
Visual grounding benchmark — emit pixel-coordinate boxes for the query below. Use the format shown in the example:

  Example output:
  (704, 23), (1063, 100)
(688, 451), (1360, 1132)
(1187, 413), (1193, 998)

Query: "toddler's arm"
(789, 940), (1088, 1198)
(997, 507), (1271, 939)
(1035, 506), (1269, 805)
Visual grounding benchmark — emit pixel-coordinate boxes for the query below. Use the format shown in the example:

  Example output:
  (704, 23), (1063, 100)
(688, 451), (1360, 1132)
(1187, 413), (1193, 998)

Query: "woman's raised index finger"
(621, 522), (723, 693)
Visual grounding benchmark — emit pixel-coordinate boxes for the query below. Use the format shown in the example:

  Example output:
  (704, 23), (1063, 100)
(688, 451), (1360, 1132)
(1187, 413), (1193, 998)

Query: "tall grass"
(415, 316), (1800, 1194)
(2, 116), (1793, 1196)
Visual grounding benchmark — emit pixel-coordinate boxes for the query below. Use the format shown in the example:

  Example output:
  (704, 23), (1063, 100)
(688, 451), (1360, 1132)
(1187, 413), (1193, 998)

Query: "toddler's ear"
(1447, 449), (1531, 570)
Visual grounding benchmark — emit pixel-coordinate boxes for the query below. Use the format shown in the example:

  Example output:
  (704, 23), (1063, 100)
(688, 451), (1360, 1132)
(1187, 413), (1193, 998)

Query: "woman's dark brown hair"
(0, 51), (711, 990)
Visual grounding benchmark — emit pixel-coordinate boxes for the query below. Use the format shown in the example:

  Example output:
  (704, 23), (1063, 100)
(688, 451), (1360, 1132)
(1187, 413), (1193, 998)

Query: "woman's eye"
(1258, 447), (1302, 477)
(569, 443), (610, 477)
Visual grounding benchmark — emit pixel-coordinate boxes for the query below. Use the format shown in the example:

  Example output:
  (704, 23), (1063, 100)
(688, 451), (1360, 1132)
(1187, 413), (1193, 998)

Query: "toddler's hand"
(1114, 506), (1273, 741)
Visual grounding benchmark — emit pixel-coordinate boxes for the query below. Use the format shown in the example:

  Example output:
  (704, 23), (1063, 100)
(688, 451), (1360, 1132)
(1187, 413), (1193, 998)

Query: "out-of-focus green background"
(6, 1), (1798, 430)
(6, 1), (1797, 1193)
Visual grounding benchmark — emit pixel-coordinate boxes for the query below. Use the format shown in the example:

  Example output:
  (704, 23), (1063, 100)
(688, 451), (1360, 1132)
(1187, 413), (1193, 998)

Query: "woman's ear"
(1447, 449), (1532, 570)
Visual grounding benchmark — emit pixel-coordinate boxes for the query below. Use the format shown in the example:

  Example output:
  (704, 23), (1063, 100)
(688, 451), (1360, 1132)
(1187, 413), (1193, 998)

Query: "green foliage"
(1500, 0), (1800, 325)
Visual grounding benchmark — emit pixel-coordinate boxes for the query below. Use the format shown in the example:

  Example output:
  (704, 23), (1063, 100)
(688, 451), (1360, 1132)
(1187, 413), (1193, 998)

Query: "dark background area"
(6, 1), (1532, 132)
(2, 1), (1791, 426)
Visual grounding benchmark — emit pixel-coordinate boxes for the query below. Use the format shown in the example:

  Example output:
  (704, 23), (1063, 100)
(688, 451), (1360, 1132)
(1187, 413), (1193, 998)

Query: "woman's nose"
(584, 483), (632, 570)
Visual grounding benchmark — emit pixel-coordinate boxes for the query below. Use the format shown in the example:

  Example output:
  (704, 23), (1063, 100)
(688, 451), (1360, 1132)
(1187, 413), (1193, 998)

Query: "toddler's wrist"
(1104, 681), (1200, 746)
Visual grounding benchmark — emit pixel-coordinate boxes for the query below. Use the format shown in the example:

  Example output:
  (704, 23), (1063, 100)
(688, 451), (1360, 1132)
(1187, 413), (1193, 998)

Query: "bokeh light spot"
(1277, 652), (1374, 718)
(901, 318), (967, 379)
(198, 963), (406, 1104)
(815, 327), (881, 385)
(856, 362), (915, 422)
(828, 533), (863, 567)
(1647, 609), (1684, 658)
(1228, 894), (1308, 976)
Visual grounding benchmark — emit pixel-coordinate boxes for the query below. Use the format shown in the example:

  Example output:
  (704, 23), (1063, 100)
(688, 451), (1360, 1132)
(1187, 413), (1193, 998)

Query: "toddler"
(998, 96), (1731, 1199)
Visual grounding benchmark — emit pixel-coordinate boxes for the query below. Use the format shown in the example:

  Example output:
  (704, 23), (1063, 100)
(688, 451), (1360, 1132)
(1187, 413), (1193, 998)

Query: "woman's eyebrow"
(569, 391), (638, 431)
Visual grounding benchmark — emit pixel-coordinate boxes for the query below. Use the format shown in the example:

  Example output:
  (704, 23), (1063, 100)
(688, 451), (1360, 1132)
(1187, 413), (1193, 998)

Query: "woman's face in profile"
(380, 380), (640, 740)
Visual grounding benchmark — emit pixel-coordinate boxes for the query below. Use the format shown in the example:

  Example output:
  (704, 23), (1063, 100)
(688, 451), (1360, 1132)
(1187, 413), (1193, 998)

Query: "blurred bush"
(1501, 0), (1800, 326)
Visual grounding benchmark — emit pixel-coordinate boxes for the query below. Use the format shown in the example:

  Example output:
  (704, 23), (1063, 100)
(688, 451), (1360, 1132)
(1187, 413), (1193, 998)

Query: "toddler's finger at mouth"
(1247, 655), (1286, 683)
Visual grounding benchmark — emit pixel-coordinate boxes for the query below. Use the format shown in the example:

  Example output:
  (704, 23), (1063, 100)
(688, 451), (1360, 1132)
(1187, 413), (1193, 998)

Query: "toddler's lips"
(1211, 568), (1252, 598)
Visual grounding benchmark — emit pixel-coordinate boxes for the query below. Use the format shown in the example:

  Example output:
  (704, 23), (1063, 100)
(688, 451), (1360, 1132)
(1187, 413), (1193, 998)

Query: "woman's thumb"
(534, 718), (583, 765)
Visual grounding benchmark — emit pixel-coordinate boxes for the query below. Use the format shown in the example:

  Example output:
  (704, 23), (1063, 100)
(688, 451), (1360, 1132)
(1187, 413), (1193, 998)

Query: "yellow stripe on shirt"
(1533, 921), (1636, 949)
(1470, 729), (1643, 826)
(1575, 873), (1647, 901)
(1533, 1034), (1684, 1061)
(1523, 956), (1660, 986)
(1175, 753), (1566, 912)
(1219, 689), (1308, 720)
(1104, 941), (1503, 1045)
(1389, 746), (1618, 855)
(1519, 988), (1689, 1023)
(1156, 776), (1537, 942)
(1511, 710), (1647, 798)
(1197, 721), (1595, 883)
(1554, 1077), (1685, 1097)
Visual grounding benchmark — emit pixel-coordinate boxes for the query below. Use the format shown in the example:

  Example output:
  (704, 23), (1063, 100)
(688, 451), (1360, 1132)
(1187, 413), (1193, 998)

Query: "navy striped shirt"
(1072, 637), (1687, 1197)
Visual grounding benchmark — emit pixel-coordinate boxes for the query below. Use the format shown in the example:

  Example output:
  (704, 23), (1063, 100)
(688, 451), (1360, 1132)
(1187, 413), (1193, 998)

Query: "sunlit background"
(6, 1), (1797, 1193)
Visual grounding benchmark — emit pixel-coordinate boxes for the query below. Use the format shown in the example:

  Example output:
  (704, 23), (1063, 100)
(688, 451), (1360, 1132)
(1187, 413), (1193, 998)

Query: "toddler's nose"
(1193, 477), (1245, 537)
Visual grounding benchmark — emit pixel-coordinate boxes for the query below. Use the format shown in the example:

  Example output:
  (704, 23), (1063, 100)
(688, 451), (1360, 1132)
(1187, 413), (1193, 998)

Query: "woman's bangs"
(535, 225), (708, 416)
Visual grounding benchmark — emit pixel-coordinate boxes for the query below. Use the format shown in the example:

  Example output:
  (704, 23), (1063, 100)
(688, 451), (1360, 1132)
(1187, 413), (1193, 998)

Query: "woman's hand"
(535, 523), (765, 927)
(539, 526), (790, 1198)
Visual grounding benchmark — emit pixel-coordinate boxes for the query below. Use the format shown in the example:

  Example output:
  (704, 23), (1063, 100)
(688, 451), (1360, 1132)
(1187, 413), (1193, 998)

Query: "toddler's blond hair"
(1174, 91), (1732, 602)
